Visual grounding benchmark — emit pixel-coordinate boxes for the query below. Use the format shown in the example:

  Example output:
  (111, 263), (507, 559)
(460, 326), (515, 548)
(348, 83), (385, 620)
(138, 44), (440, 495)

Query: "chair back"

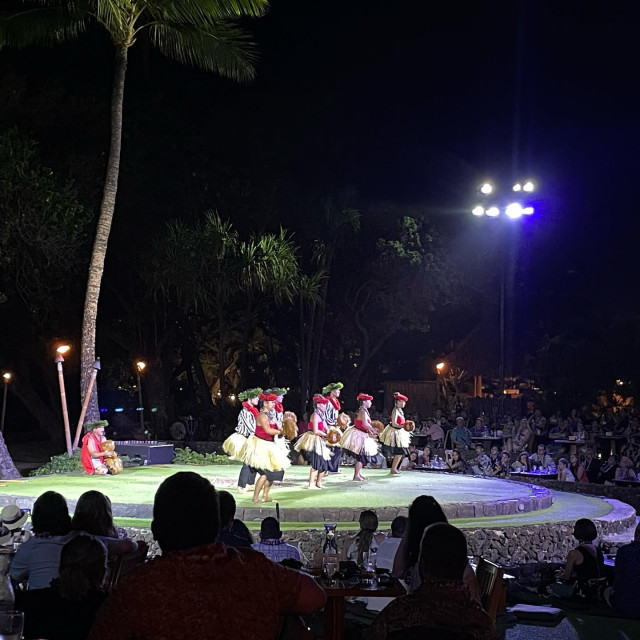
(475, 557), (504, 620)
(107, 541), (149, 590)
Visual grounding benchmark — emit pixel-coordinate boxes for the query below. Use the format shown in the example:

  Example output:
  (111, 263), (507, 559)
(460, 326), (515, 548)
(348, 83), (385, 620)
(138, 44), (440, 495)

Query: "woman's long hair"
(57, 535), (107, 601)
(406, 495), (448, 568)
(355, 510), (378, 564)
(71, 491), (118, 538)
(32, 491), (71, 536)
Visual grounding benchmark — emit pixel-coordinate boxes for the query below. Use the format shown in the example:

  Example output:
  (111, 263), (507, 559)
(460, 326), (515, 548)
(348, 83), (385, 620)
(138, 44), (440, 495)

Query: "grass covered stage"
(0, 463), (614, 531)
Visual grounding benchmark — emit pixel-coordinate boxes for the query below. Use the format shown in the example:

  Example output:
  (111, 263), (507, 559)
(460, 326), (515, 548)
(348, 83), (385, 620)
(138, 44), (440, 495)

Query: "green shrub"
(172, 447), (233, 466)
(30, 450), (83, 476)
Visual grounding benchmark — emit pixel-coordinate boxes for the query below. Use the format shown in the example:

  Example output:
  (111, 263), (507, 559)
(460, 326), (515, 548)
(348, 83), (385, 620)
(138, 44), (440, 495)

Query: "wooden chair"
(475, 557), (505, 621)
(107, 541), (149, 590)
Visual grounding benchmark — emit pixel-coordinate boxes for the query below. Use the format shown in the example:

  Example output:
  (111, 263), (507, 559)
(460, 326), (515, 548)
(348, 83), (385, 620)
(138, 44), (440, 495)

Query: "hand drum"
(282, 417), (298, 440)
(327, 429), (342, 445)
(371, 420), (385, 435)
(404, 420), (416, 432)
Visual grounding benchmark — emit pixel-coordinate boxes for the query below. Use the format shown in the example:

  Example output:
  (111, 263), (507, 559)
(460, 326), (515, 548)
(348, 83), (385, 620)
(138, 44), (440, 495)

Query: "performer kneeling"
(294, 395), (332, 489)
(380, 392), (411, 475)
(339, 393), (380, 482)
(81, 420), (115, 476)
(240, 392), (291, 503)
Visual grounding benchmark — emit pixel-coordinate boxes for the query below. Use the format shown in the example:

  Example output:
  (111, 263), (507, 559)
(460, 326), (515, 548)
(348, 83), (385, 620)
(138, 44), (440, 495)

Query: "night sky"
(2, 0), (640, 430)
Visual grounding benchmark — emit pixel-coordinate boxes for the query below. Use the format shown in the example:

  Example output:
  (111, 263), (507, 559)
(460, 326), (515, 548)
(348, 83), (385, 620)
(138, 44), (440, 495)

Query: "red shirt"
(255, 422), (277, 441)
(88, 543), (307, 640)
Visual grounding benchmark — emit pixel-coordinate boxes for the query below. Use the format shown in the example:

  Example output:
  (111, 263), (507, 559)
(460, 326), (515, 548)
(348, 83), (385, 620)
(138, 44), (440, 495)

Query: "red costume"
(81, 432), (104, 475)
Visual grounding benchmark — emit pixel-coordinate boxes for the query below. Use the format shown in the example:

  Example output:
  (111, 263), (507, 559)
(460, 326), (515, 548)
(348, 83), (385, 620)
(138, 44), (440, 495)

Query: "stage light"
(486, 206), (500, 217)
(523, 206), (534, 215)
(512, 183), (522, 192)
(480, 182), (493, 195)
(505, 203), (523, 219)
(136, 361), (146, 372)
(472, 205), (485, 216)
(523, 181), (535, 192)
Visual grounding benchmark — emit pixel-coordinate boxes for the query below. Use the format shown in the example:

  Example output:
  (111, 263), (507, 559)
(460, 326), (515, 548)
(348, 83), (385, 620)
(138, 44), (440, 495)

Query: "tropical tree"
(0, 0), (269, 422)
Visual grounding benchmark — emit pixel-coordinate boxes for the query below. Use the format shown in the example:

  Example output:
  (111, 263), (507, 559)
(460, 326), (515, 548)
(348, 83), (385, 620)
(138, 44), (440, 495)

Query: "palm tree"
(0, 0), (269, 422)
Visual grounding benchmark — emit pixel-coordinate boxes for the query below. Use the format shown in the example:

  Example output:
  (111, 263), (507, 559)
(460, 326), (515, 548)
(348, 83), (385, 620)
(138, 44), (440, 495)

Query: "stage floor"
(0, 464), (616, 529)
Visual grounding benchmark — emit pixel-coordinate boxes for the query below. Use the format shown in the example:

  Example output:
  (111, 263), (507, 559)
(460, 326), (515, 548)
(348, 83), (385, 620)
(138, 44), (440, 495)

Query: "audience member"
(597, 454), (619, 484)
(252, 517), (301, 563)
(424, 419), (444, 448)
(71, 490), (137, 555)
(417, 446), (432, 467)
(10, 490), (74, 589)
(450, 417), (473, 449)
(400, 451), (419, 470)
(16, 535), (108, 640)
(583, 448), (601, 483)
(569, 453), (588, 483)
(615, 456), (637, 482)
(446, 449), (467, 473)
(547, 518), (605, 600)
(344, 510), (385, 563)
(88, 472), (325, 640)
(231, 518), (254, 545)
(557, 457), (575, 482)
(368, 523), (497, 640)
(488, 445), (500, 467)
(469, 443), (492, 475)
(490, 451), (511, 478)
(529, 444), (553, 468)
(216, 491), (251, 548)
(511, 452), (532, 472)
(605, 523), (640, 618)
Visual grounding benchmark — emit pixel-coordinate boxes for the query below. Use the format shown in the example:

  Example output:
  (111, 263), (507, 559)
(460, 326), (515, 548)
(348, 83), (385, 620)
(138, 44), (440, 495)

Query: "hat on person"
(85, 420), (108, 432)
(312, 395), (329, 405)
(322, 382), (344, 395)
(393, 392), (408, 403)
(259, 392), (278, 402)
(0, 505), (29, 531)
(265, 387), (287, 396)
(357, 393), (373, 402)
(238, 387), (263, 402)
(0, 525), (12, 546)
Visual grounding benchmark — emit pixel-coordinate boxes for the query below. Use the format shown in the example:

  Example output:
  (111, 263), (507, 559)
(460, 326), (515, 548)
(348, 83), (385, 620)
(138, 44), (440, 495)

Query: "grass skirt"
(340, 426), (379, 463)
(240, 435), (291, 472)
(222, 432), (247, 460)
(295, 431), (332, 471)
(380, 425), (411, 456)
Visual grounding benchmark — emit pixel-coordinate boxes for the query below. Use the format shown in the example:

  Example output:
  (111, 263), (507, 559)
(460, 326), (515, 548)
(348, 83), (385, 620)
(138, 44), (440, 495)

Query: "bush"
(30, 450), (83, 476)
(172, 447), (233, 466)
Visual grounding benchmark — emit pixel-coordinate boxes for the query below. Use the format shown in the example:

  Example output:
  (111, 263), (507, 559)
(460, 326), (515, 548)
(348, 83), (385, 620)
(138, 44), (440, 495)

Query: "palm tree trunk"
(81, 44), (128, 423)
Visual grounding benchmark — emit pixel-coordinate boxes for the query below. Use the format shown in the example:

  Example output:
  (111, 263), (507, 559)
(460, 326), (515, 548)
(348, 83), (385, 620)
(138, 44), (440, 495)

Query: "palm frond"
(0, 4), (90, 48)
(149, 22), (257, 80)
(144, 0), (269, 24)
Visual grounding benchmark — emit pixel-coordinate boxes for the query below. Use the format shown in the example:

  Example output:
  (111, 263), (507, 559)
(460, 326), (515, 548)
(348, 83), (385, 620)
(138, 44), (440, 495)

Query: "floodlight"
(486, 206), (500, 217)
(480, 183), (493, 195)
(136, 361), (147, 372)
(2, 372), (11, 382)
(523, 206), (534, 215)
(56, 345), (71, 355)
(472, 205), (485, 216)
(512, 183), (522, 192)
(523, 181), (535, 192)
(505, 203), (523, 219)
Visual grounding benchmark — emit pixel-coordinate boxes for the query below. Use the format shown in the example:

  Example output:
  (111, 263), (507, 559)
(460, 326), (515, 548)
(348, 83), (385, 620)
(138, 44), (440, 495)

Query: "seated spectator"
(216, 491), (251, 548)
(252, 517), (301, 563)
(530, 444), (553, 468)
(488, 445), (500, 466)
(231, 518), (254, 545)
(71, 490), (137, 555)
(615, 456), (637, 482)
(547, 518), (605, 600)
(583, 448), (601, 483)
(469, 443), (492, 476)
(344, 510), (386, 563)
(490, 451), (511, 478)
(424, 419), (444, 447)
(605, 522), (640, 618)
(87, 471), (326, 640)
(445, 449), (467, 473)
(472, 418), (485, 436)
(417, 445), (433, 467)
(509, 418), (532, 453)
(569, 453), (588, 483)
(450, 417), (473, 449)
(370, 522), (496, 640)
(16, 535), (108, 640)
(511, 452), (532, 472)
(549, 418), (569, 439)
(597, 454), (619, 484)
(574, 420), (587, 442)
(557, 457), (576, 482)
(400, 451), (420, 470)
(10, 490), (75, 590)
(366, 516), (408, 612)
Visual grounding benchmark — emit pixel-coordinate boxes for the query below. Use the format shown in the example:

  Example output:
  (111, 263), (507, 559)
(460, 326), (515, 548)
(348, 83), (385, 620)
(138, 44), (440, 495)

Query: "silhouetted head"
(32, 491), (71, 536)
(57, 535), (108, 601)
(217, 491), (236, 530)
(419, 523), (468, 581)
(71, 490), (117, 538)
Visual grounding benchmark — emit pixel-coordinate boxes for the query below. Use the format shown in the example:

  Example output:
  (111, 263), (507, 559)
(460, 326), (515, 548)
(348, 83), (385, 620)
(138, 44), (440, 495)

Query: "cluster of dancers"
(222, 383), (415, 502)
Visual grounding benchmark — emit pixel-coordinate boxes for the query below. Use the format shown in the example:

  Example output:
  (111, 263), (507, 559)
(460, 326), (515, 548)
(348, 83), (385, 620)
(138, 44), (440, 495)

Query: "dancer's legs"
(354, 461), (367, 481)
(252, 474), (267, 502)
(316, 470), (326, 488)
(390, 454), (403, 474)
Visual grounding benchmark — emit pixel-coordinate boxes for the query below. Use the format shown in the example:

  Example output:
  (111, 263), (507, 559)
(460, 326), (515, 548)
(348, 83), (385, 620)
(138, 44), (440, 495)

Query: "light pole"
(55, 344), (73, 456)
(136, 361), (146, 436)
(1, 372), (11, 433)
(471, 180), (537, 393)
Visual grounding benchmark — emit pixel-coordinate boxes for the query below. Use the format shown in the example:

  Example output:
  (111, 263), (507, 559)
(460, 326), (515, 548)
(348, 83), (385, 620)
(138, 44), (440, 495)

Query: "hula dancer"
(323, 381), (344, 473)
(222, 387), (262, 493)
(339, 393), (379, 481)
(294, 395), (332, 489)
(240, 392), (291, 503)
(81, 420), (116, 476)
(380, 392), (411, 475)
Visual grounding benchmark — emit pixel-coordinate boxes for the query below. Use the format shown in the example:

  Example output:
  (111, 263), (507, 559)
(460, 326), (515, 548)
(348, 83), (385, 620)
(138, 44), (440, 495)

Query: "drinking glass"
(322, 558), (339, 585)
(361, 551), (377, 588)
(0, 610), (24, 640)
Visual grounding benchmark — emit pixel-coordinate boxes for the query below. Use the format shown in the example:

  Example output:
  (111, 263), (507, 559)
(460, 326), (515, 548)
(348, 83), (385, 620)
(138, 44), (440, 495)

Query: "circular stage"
(0, 464), (629, 530)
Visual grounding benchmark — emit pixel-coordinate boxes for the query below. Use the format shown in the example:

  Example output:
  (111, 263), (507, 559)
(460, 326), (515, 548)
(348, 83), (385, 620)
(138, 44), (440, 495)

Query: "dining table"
(318, 575), (406, 640)
(595, 434), (626, 456)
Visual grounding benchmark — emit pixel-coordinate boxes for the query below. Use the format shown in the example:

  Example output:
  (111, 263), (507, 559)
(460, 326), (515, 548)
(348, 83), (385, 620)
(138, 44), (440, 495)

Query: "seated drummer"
(81, 420), (115, 475)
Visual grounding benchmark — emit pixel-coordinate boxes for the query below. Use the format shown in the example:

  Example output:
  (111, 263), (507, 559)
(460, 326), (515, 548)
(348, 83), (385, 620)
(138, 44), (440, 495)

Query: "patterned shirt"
(235, 405), (257, 438)
(87, 543), (307, 640)
(324, 401), (339, 428)
(366, 579), (497, 640)
(252, 538), (301, 563)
